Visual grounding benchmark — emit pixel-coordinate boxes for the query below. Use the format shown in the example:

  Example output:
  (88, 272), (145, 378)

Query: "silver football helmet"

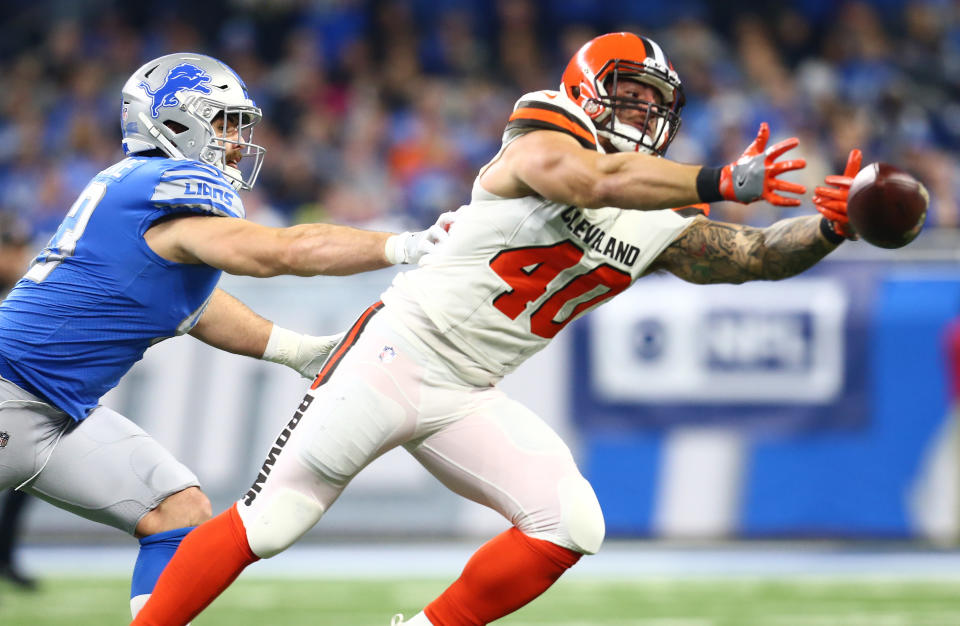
(121, 53), (266, 190)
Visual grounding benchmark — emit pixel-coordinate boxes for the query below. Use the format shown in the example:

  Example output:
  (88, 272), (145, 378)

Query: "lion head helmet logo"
(139, 63), (213, 118)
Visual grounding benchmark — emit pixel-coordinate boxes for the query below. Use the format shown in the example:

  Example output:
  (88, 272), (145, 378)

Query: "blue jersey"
(0, 157), (244, 420)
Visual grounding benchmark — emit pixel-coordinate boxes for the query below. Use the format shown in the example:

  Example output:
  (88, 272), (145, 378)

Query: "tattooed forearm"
(652, 215), (839, 284)
(756, 216), (837, 280)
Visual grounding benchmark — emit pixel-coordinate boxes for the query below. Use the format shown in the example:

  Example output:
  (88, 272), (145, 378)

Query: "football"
(846, 163), (928, 249)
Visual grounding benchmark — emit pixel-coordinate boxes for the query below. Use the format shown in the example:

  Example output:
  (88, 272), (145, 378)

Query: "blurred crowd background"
(0, 0), (958, 246)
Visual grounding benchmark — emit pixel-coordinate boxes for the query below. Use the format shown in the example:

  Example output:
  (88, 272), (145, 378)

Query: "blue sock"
(131, 526), (194, 601)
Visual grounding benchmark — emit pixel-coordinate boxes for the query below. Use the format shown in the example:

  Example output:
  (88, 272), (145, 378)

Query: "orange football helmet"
(561, 32), (684, 155)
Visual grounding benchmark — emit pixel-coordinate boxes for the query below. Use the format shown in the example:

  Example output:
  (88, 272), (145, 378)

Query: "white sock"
(130, 594), (150, 617)
(131, 594), (190, 626)
(404, 611), (432, 625)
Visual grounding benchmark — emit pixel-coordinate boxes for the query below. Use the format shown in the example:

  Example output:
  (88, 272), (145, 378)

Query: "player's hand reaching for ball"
(814, 148), (863, 242)
(717, 123), (807, 206)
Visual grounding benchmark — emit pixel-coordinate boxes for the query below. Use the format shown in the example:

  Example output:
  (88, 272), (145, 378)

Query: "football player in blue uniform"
(0, 52), (450, 619)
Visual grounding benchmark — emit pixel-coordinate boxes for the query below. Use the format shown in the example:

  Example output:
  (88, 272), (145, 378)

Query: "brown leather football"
(847, 163), (928, 249)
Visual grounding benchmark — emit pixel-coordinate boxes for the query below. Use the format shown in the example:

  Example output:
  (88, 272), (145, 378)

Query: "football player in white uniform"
(134, 34), (860, 626)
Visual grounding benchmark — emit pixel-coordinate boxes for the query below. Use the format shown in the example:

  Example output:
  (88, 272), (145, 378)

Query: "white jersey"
(382, 90), (693, 383)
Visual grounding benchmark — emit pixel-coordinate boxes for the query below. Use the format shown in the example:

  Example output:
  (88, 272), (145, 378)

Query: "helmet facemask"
(193, 101), (265, 191)
(589, 59), (684, 156)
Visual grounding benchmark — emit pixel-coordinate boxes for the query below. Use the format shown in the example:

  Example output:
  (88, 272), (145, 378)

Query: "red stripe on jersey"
(310, 301), (384, 390)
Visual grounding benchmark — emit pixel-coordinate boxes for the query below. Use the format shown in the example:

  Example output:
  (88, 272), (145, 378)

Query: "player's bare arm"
(188, 288), (272, 357)
(482, 129), (703, 209)
(145, 216), (394, 277)
(482, 122), (806, 212)
(650, 215), (838, 284)
(188, 288), (345, 379)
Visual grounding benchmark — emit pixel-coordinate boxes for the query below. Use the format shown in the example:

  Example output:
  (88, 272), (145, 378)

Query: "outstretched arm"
(487, 129), (702, 209)
(145, 212), (453, 278)
(148, 218), (392, 277)
(188, 288), (272, 356)
(651, 149), (867, 284)
(482, 122), (805, 210)
(189, 289), (343, 379)
(649, 215), (839, 284)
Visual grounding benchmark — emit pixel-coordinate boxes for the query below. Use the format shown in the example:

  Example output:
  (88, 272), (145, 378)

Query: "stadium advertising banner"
(590, 277), (848, 402)
(575, 260), (960, 540)
(574, 267), (870, 434)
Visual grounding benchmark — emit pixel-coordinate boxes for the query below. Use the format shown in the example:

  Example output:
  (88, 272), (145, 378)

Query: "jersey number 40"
(489, 241), (630, 339)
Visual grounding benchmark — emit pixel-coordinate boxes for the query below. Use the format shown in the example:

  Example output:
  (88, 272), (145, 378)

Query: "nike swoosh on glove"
(718, 122), (807, 206)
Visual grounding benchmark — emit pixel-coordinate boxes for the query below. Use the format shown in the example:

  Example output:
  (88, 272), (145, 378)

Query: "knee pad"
(558, 475), (605, 555)
(242, 488), (325, 558)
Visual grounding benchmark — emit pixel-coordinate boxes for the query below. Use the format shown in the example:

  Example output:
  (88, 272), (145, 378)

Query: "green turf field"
(3, 576), (960, 625)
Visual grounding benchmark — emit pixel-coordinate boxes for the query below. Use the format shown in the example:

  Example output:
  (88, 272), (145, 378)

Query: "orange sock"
(425, 527), (582, 625)
(131, 504), (258, 626)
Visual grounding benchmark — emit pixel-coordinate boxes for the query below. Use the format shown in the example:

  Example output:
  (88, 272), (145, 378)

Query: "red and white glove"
(698, 123), (807, 207)
(813, 148), (863, 242)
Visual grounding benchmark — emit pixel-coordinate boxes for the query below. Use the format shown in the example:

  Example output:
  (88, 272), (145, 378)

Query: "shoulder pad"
(150, 160), (245, 219)
(503, 90), (598, 150)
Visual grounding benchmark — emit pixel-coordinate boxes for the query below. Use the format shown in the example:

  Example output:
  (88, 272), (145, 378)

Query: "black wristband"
(696, 166), (723, 203)
(819, 217), (846, 244)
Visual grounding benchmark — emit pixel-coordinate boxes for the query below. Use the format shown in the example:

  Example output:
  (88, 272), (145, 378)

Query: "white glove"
(261, 325), (346, 379)
(384, 211), (457, 265)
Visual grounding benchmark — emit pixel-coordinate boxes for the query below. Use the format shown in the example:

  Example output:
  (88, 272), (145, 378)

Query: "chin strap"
(221, 164), (244, 191)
